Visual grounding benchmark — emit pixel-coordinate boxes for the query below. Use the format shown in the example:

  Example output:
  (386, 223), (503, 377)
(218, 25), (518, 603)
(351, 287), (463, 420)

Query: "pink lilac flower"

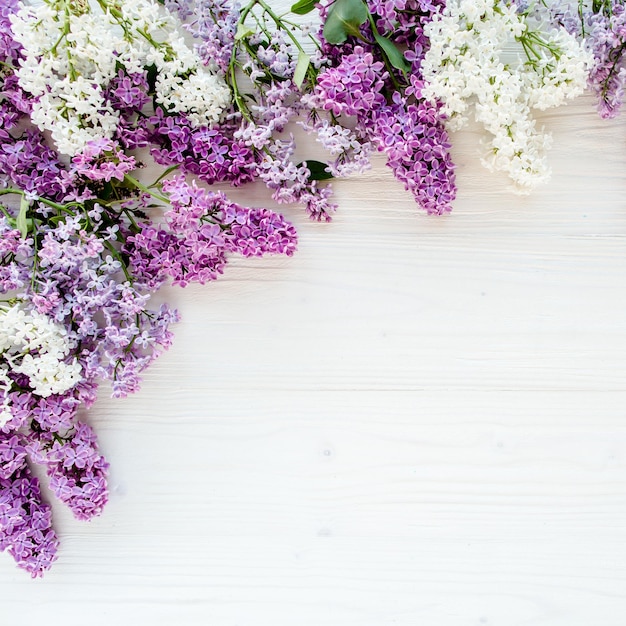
(71, 139), (137, 183)
(315, 46), (388, 117)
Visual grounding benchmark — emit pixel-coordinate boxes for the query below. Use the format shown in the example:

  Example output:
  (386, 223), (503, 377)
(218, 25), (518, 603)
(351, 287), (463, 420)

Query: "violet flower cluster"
(3, 0), (626, 584)
(165, 0), (357, 220)
(0, 0), (298, 578)
(305, 0), (457, 214)
(551, 0), (626, 118)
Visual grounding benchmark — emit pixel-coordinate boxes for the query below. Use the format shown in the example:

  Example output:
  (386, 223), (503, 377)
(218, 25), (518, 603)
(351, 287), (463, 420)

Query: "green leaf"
(16, 196), (29, 239)
(372, 31), (410, 73)
(293, 50), (310, 89)
(291, 0), (317, 15)
(323, 0), (368, 45)
(235, 23), (255, 41)
(300, 160), (333, 181)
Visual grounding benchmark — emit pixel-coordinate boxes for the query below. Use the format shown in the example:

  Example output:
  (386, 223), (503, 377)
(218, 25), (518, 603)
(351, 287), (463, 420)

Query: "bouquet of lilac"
(288, 0), (593, 205)
(0, 0), (301, 577)
(1, 0), (623, 580)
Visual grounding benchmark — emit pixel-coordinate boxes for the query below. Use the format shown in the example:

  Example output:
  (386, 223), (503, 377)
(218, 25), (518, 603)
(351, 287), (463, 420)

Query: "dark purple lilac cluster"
(150, 109), (257, 186)
(105, 71), (152, 150)
(312, 0), (457, 214)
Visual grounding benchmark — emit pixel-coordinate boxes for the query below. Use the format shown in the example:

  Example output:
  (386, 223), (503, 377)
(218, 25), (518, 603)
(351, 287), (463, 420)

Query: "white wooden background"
(3, 30), (626, 625)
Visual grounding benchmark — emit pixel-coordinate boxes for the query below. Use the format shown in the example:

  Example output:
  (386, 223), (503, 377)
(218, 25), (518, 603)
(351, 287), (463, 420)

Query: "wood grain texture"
(2, 17), (626, 623)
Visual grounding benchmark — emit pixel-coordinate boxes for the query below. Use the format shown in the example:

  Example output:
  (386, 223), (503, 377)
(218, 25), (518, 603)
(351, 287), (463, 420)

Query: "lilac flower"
(167, 0), (240, 74)
(371, 96), (456, 214)
(315, 47), (388, 117)
(0, 130), (72, 201)
(150, 110), (257, 186)
(0, 432), (58, 577)
(0, 0), (22, 66)
(165, 0), (343, 221)
(71, 139), (137, 183)
(313, 0), (456, 213)
(126, 176), (297, 287)
(583, 2), (626, 118)
(28, 422), (109, 521)
(0, 0), (309, 580)
(107, 70), (150, 112)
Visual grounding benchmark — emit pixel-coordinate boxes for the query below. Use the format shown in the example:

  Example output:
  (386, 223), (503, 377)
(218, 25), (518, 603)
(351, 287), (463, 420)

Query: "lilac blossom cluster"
(0, 433), (58, 577)
(165, 0), (364, 221)
(551, 0), (626, 118)
(0, 0), (300, 578)
(309, 0), (457, 214)
(127, 176), (297, 288)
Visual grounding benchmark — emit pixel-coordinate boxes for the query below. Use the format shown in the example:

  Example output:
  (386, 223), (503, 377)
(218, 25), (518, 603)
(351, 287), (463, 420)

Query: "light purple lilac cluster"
(0, 433), (59, 577)
(28, 421), (109, 521)
(127, 175), (297, 287)
(551, 0), (626, 118)
(311, 0), (457, 214)
(0, 0), (299, 578)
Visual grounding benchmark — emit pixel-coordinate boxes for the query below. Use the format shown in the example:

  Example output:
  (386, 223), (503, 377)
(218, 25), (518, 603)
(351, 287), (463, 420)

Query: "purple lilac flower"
(0, 432), (59, 577)
(150, 109), (257, 186)
(551, 0), (626, 118)
(71, 139), (137, 183)
(0, 0), (21, 65)
(126, 176), (297, 287)
(314, 0), (456, 214)
(315, 46), (388, 117)
(105, 70), (152, 149)
(371, 95), (456, 214)
(586, 2), (626, 118)
(167, 0), (240, 73)
(164, 0), (341, 221)
(27, 422), (109, 521)
(107, 70), (150, 112)
(0, 130), (72, 201)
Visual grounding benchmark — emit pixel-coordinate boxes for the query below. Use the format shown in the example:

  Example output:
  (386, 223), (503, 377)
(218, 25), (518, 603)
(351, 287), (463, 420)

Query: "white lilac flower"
(10, 0), (231, 155)
(0, 303), (82, 426)
(421, 0), (593, 192)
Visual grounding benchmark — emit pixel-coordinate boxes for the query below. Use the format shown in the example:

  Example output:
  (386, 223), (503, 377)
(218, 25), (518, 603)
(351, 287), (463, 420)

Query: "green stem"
(30, 221), (39, 292)
(252, 0), (308, 54)
(104, 240), (132, 283)
(123, 174), (169, 203)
